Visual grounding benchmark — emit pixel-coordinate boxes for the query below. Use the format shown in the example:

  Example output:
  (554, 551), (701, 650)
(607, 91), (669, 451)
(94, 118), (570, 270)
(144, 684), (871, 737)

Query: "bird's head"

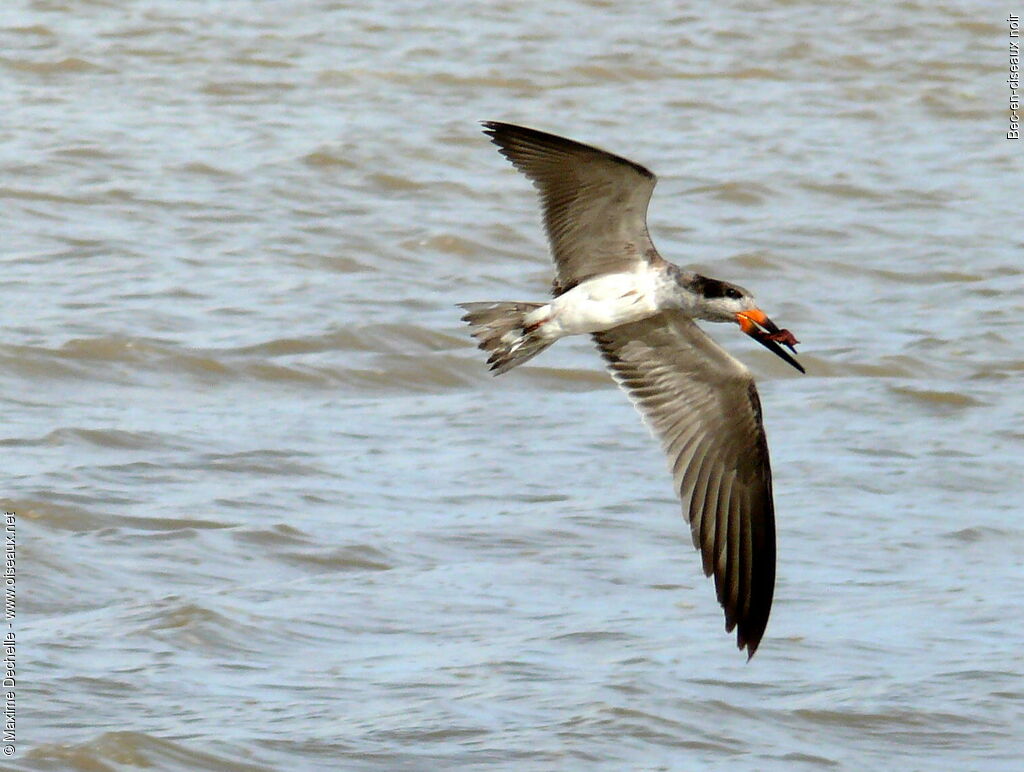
(689, 275), (805, 374)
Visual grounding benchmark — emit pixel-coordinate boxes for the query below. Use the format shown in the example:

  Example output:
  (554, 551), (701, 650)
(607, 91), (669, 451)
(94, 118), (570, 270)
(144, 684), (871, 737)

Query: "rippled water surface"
(4, 0), (1023, 769)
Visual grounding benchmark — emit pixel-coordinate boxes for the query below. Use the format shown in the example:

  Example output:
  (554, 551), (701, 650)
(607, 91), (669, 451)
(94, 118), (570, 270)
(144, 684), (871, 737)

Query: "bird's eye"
(725, 288), (742, 300)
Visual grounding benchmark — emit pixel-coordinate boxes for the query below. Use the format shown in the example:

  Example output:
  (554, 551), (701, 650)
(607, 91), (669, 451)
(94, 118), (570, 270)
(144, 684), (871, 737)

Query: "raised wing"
(482, 121), (664, 293)
(593, 312), (777, 657)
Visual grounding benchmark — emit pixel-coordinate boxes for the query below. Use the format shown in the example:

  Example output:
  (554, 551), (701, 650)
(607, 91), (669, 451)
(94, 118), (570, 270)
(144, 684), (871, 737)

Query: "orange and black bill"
(736, 310), (805, 374)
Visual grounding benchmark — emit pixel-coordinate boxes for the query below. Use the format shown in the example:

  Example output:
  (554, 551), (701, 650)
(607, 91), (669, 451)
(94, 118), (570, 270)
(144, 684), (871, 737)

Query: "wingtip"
(733, 615), (766, 659)
(480, 120), (511, 149)
(480, 120), (505, 136)
(480, 121), (527, 149)
(743, 638), (761, 661)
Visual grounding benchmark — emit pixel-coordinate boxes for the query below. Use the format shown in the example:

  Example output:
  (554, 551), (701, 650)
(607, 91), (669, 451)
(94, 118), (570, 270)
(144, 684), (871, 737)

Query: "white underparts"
(530, 271), (662, 339)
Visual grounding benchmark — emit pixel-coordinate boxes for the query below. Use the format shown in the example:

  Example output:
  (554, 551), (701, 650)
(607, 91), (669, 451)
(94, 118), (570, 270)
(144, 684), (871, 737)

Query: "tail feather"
(458, 301), (556, 375)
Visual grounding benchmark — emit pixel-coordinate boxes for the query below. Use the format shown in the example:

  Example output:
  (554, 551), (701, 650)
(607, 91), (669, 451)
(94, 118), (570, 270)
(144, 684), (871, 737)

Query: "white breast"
(539, 271), (662, 337)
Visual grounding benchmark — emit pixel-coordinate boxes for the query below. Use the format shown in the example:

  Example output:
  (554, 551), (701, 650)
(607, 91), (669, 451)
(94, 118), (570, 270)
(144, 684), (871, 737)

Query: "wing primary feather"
(699, 466), (723, 578)
(667, 424), (705, 479)
(726, 488), (742, 630)
(684, 441), (715, 548)
(713, 471), (736, 626)
(738, 487), (754, 625)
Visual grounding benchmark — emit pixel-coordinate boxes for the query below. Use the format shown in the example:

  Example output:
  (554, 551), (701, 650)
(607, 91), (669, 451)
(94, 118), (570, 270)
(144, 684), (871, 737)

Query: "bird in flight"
(459, 122), (804, 657)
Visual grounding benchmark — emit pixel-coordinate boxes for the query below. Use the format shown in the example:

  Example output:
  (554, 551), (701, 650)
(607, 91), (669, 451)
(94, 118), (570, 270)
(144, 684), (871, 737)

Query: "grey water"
(2, 0), (1022, 769)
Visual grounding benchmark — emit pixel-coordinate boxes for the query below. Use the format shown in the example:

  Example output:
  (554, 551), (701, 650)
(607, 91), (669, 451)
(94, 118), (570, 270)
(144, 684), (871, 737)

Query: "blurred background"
(2, 0), (1021, 769)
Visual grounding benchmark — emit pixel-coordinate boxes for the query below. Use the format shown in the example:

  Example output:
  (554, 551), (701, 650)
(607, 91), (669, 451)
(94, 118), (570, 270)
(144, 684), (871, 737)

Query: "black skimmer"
(459, 122), (804, 657)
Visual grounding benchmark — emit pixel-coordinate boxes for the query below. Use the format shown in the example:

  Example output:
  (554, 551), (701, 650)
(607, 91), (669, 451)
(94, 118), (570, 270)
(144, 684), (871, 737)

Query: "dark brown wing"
(482, 122), (664, 293)
(593, 311), (777, 657)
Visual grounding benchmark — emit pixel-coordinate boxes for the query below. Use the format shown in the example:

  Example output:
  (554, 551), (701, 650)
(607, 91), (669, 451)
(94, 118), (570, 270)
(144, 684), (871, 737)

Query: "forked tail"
(458, 301), (555, 375)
